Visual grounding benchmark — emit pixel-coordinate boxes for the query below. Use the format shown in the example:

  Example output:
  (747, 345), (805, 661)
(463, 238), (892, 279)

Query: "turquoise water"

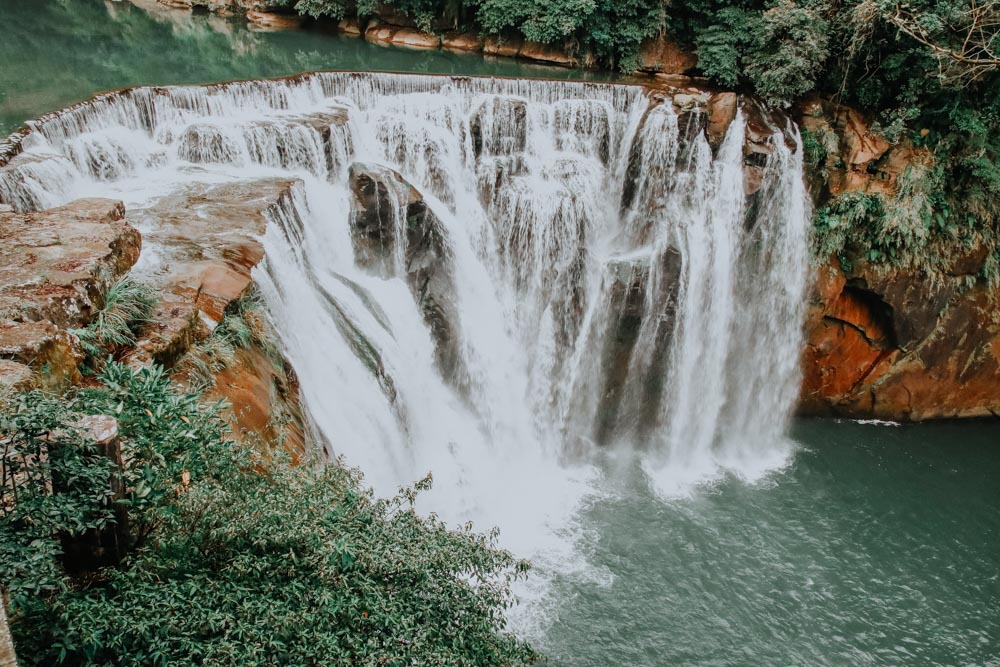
(537, 420), (1000, 666)
(0, 0), (612, 136)
(2, 2), (998, 665)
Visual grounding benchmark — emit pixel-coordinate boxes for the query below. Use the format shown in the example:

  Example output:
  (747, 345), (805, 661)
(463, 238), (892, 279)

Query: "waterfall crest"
(0, 71), (810, 518)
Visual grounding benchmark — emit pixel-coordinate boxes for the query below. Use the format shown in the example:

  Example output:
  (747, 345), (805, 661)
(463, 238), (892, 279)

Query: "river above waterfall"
(2, 3), (998, 666)
(0, 0), (613, 136)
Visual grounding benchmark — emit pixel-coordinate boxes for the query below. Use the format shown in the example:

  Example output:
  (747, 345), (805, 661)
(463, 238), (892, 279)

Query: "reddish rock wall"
(801, 259), (1000, 420)
(797, 100), (1000, 420)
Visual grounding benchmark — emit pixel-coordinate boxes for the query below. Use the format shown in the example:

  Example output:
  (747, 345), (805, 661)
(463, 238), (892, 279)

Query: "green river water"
(2, 2), (998, 665)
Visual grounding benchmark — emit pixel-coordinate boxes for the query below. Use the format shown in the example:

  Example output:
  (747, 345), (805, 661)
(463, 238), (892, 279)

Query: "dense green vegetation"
(288, 0), (998, 273)
(0, 363), (537, 666)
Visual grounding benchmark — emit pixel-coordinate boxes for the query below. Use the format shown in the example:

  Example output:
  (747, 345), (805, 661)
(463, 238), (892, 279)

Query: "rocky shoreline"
(138, 0), (697, 75)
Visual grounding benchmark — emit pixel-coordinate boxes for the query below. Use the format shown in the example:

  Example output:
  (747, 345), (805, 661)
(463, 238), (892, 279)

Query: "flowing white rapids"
(0, 71), (810, 624)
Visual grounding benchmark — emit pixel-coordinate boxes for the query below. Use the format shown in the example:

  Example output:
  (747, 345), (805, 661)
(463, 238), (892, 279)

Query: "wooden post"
(58, 415), (129, 573)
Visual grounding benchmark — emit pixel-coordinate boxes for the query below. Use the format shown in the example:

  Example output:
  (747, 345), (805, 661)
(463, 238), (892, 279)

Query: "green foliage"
(811, 162), (978, 273)
(476, 0), (595, 42)
(744, 1), (829, 106)
(0, 393), (118, 596)
(70, 277), (156, 359)
(652, 0), (997, 269)
(1, 363), (227, 603)
(692, 6), (751, 87)
(293, 0), (354, 20)
(813, 191), (888, 271)
(800, 129), (829, 173)
(2, 364), (538, 667)
(473, 0), (664, 68)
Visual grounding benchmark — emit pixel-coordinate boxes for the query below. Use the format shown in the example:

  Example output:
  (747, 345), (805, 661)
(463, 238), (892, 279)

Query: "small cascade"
(0, 71), (810, 533)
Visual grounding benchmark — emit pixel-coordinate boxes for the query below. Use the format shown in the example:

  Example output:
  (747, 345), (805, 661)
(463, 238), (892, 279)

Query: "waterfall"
(0, 71), (809, 542)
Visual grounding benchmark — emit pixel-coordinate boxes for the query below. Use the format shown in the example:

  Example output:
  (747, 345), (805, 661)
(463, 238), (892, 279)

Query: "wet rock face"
(347, 163), (461, 381)
(175, 109), (350, 175)
(594, 248), (683, 443)
(0, 152), (77, 213)
(800, 260), (1000, 420)
(470, 96), (527, 158)
(620, 91), (792, 217)
(0, 199), (140, 388)
(126, 177), (298, 366)
(706, 93), (737, 148)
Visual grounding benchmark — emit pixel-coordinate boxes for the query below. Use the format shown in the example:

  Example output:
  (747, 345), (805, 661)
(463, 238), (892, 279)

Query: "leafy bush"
(1, 364), (538, 666)
(743, 1), (829, 106)
(813, 191), (888, 271)
(0, 393), (119, 596)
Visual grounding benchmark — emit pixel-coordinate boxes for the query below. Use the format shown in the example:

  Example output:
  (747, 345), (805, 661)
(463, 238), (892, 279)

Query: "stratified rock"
(483, 35), (524, 58)
(337, 18), (362, 36)
(365, 21), (440, 49)
(200, 342), (307, 456)
(519, 41), (574, 67)
(442, 31), (482, 52)
(797, 99), (933, 197)
(837, 107), (890, 167)
(126, 177), (299, 366)
(638, 37), (697, 75)
(364, 20), (394, 44)
(0, 359), (33, 393)
(0, 321), (82, 389)
(0, 198), (141, 328)
(391, 28), (441, 49)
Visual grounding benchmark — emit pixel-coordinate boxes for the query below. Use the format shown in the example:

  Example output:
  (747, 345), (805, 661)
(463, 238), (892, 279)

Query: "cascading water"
(0, 70), (810, 623)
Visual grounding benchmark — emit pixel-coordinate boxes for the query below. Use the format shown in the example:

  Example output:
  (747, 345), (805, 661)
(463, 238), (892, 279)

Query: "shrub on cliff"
(70, 277), (157, 361)
(1, 364), (538, 666)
